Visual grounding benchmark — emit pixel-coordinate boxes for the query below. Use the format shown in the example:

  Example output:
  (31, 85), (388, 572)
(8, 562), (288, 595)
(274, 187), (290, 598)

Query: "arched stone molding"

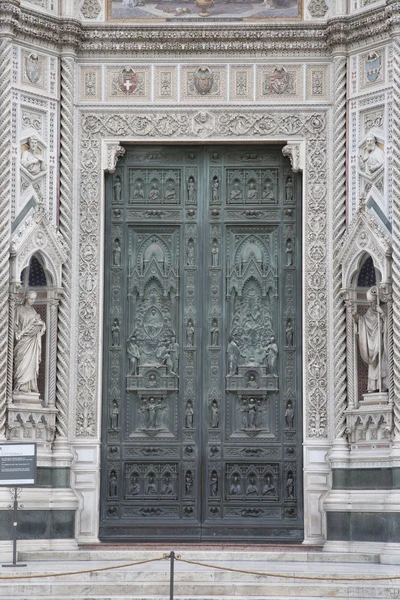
(71, 108), (331, 544)
(7, 206), (67, 456)
(337, 199), (393, 455)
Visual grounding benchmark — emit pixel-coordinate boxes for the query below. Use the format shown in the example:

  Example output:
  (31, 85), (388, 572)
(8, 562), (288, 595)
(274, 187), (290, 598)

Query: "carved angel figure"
(21, 136), (45, 175)
(13, 290), (46, 393)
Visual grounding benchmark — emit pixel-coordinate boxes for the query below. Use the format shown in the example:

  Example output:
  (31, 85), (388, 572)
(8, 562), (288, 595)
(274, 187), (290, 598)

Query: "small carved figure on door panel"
(286, 238), (294, 266)
(246, 476), (259, 496)
(185, 470), (194, 495)
(285, 175), (293, 203)
(113, 239), (121, 266)
(187, 176), (196, 204)
(247, 181), (258, 201)
(147, 475), (157, 495)
(113, 175), (122, 203)
(262, 475), (276, 497)
(161, 475), (174, 495)
(109, 471), (118, 497)
(286, 471), (295, 499)
(185, 400), (194, 429)
(111, 318), (120, 347)
(247, 398), (257, 429)
(147, 373), (158, 388)
(230, 474), (241, 495)
(263, 336), (278, 376)
(127, 336), (140, 375)
(129, 476), (140, 496)
(262, 180), (274, 201)
(133, 181), (145, 200)
(170, 336), (180, 373)
(285, 400), (294, 429)
(187, 239), (195, 266)
(230, 182), (243, 202)
(210, 399), (220, 428)
(211, 318), (219, 346)
(149, 183), (160, 201)
(211, 176), (219, 203)
(164, 183), (176, 202)
(227, 336), (239, 376)
(246, 373), (258, 389)
(211, 239), (219, 267)
(186, 320), (195, 346)
(210, 470), (218, 497)
(110, 398), (119, 430)
(286, 318), (294, 347)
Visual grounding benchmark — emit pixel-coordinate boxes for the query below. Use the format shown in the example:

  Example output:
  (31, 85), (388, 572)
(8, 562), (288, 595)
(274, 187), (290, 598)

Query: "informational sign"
(0, 443), (36, 485)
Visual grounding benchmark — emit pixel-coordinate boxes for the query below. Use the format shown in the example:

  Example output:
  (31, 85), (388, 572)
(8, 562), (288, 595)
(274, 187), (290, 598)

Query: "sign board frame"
(0, 442), (37, 486)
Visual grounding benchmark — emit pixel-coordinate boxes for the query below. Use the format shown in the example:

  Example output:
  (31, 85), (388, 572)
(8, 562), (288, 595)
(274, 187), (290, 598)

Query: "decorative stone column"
(329, 52), (349, 462)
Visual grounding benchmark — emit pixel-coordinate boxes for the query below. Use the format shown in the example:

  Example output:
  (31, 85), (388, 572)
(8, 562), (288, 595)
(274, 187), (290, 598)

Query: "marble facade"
(0, 0), (399, 554)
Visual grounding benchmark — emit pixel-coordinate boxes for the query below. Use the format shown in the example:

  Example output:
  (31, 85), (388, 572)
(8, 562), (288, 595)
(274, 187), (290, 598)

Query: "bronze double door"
(100, 145), (303, 542)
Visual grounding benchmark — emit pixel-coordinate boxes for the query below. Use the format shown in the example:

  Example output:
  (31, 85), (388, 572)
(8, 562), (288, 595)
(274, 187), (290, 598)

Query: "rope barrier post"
(2, 487), (26, 568)
(169, 551), (175, 600)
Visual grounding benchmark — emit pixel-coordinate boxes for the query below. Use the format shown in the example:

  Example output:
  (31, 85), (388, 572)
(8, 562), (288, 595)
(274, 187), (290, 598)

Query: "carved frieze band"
(76, 109), (329, 440)
(56, 55), (75, 440)
(0, 39), (12, 439)
(332, 56), (348, 442)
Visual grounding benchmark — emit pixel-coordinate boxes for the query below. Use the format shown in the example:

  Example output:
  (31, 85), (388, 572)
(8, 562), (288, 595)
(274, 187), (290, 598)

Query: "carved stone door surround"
(72, 108), (331, 545)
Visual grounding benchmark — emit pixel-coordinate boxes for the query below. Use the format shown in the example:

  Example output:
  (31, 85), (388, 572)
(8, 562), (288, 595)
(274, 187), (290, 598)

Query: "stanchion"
(2, 487), (26, 568)
(169, 551), (175, 600)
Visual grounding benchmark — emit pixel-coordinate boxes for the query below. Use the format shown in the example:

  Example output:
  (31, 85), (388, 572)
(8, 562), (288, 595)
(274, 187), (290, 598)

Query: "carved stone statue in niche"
(211, 176), (219, 203)
(263, 336), (278, 376)
(140, 397), (166, 431)
(147, 374), (158, 388)
(147, 475), (156, 494)
(170, 336), (180, 373)
(246, 373), (258, 389)
(210, 399), (220, 428)
(185, 470), (194, 495)
(187, 176), (196, 204)
(360, 135), (385, 176)
(113, 239), (121, 266)
(149, 183), (160, 201)
(21, 136), (45, 175)
(230, 182), (243, 202)
(246, 476), (259, 496)
(161, 475), (174, 495)
(286, 318), (294, 346)
(285, 400), (294, 429)
(164, 183), (176, 201)
(286, 471), (295, 499)
(110, 399), (119, 430)
(162, 347), (175, 375)
(133, 182), (145, 200)
(211, 239), (219, 267)
(286, 238), (293, 266)
(111, 318), (120, 347)
(113, 175), (122, 203)
(262, 475), (276, 496)
(109, 471), (118, 497)
(285, 176), (293, 202)
(230, 474), (241, 495)
(211, 319), (219, 346)
(127, 336), (140, 375)
(129, 476), (140, 495)
(13, 290), (46, 394)
(210, 470), (218, 496)
(187, 239), (195, 266)
(227, 336), (240, 376)
(247, 398), (257, 428)
(185, 400), (194, 428)
(247, 182), (258, 201)
(262, 180), (274, 201)
(186, 320), (195, 346)
(353, 286), (388, 393)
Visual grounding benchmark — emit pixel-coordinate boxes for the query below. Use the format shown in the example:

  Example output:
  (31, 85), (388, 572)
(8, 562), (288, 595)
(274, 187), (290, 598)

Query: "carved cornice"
(0, 1), (396, 55)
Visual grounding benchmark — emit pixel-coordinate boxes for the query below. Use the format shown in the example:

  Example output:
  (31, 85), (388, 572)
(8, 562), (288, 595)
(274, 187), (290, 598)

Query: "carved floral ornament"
(76, 108), (329, 439)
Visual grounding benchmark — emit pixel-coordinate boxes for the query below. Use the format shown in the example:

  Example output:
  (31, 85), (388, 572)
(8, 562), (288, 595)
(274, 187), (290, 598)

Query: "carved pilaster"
(391, 32), (400, 442)
(56, 54), (75, 440)
(332, 56), (348, 442)
(0, 38), (12, 439)
(343, 294), (355, 411)
(48, 294), (60, 408)
(6, 288), (19, 405)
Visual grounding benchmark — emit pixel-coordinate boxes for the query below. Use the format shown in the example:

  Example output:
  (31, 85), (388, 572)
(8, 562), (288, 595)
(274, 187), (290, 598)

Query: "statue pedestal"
(11, 392), (42, 406)
(361, 391), (389, 406)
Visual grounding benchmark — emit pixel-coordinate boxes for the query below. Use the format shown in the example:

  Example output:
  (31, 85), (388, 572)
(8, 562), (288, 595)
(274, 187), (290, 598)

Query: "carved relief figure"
(210, 399), (220, 428)
(164, 183), (176, 202)
(263, 336), (278, 376)
(129, 476), (140, 495)
(211, 176), (219, 203)
(353, 286), (388, 392)
(286, 471), (295, 499)
(162, 346), (175, 375)
(109, 471), (118, 497)
(185, 400), (194, 428)
(211, 318), (219, 346)
(185, 470), (194, 495)
(170, 336), (180, 373)
(147, 475), (156, 494)
(113, 239), (121, 266)
(161, 475), (174, 495)
(133, 182), (145, 200)
(187, 176), (196, 204)
(247, 398), (257, 429)
(110, 398), (119, 430)
(187, 239), (195, 266)
(149, 183), (160, 201)
(286, 238), (293, 266)
(360, 135), (385, 176)
(285, 176), (293, 202)
(210, 470), (218, 497)
(113, 175), (122, 203)
(227, 336), (240, 375)
(127, 336), (140, 375)
(285, 400), (294, 429)
(21, 136), (45, 175)
(247, 182), (258, 201)
(262, 475), (276, 496)
(111, 318), (120, 347)
(286, 318), (294, 346)
(246, 476), (259, 496)
(262, 180), (274, 201)
(13, 290), (46, 394)
(193, 112), (214, 137)
(230, 474), (241, 495)
(247, 373), (258, 389)
(211, 239), (219, 267)
(147, 374), (158, 388)
(186, 320), (195, 346)
(230, 182), (243, 202)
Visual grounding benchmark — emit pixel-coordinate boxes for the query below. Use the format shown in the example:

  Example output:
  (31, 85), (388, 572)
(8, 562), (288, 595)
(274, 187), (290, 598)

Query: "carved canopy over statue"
(13, 290), (46, 394)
